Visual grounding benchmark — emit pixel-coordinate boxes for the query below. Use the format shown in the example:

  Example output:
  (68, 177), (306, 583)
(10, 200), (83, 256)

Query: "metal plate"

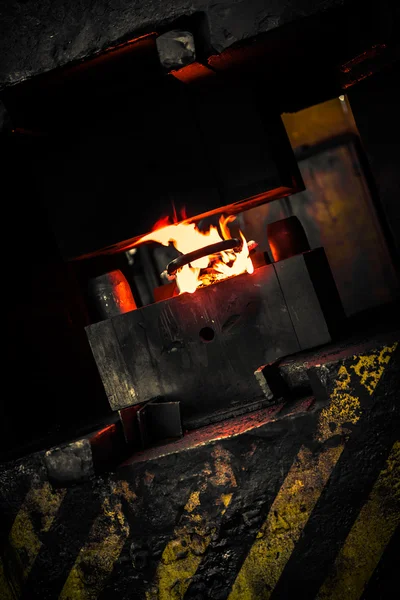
(87, 264), (301, 426)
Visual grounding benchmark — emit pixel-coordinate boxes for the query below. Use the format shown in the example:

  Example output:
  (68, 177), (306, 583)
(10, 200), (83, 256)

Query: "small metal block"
(255, 358), (312, 401)
(44, 439), (94, 484)
(137, 398), (183, 448)
(273, 248), (345, 349)
(87, 269), (136, 321)
(267, 216), (310, 262)
(254, 366), (274, 402)
(156, 30), (196, 70)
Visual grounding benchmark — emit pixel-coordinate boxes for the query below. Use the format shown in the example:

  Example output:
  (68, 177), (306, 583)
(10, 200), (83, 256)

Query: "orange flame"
(136, 215), (254, 294)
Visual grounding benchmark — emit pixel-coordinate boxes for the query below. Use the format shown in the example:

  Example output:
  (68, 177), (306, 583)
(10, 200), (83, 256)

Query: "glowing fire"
(136, 215), (254, 294)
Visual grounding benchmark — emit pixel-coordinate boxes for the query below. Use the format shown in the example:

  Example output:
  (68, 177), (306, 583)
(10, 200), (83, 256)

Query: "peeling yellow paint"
(113, 479), (137, 502)
(146, 446), (236, 599)
(147, 483), (234, 600)
(185, 491), (201, 513)
(60, 533), (126, 600)
(147, 525), (211, 599)
(220, 493), (233, 514)
(317, 441), (400, 600)
(29, 482), (66, 532)
(350, 342), (398, 395)
(59, 480), (134, 600)
(229, 344), (397, 600)
(318, 344), (397, 443)
(9, 508), (41, 578)
(210, 446), (237, 487)
(318, 365), (360, 443)
(7, 482), (65, 594)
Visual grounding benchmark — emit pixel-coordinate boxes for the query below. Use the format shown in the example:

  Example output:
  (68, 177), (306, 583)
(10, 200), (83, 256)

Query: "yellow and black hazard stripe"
(0, 340), (398, 600)
(181, 342), (399, 600)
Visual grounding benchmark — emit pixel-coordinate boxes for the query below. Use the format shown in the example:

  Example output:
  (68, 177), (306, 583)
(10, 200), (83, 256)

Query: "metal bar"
(166, 238), (242, 276)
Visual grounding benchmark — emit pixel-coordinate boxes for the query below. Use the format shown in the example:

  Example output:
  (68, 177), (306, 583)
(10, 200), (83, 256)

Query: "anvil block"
(86, 252), (342, 428)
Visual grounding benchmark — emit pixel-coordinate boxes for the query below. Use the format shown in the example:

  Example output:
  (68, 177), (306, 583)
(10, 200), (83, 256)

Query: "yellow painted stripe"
(229, 344), (397, 600)
(228, 444), (344, 600)
(147, 445), (237, 600)
(7, 482), (66, 594)
(147, 490), (233, 600)
(317, 441), (400, 600)
(0, 557), (17, 600)
(59, 480), (135, 600)
(350, 342), (398, 395)
(317, 343), (397, 443)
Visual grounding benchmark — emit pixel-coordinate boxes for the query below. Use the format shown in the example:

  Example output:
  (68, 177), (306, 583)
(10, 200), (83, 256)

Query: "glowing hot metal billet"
(135, 215), (253, 294)
(166, 238), (242, 276)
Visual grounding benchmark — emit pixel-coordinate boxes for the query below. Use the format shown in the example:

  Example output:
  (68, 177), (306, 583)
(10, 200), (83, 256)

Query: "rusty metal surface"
(0, 335), (398, 599)
(242, 135), (399, 317)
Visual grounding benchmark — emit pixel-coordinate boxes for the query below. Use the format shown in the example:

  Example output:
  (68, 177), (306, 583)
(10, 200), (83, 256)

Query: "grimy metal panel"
(87, 264), (301, 425)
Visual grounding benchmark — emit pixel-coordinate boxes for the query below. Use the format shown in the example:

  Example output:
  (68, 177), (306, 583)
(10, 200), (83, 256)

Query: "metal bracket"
(120, 397), (183, 450)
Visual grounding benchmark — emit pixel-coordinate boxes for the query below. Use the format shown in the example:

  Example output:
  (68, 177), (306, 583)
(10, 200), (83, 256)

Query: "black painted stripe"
(183, 414), (313, 600)
(362, 525), (399, 600)
(99, 447), (234, 600)
(270, 348), (400, 600)
(21, 484), (104, 600)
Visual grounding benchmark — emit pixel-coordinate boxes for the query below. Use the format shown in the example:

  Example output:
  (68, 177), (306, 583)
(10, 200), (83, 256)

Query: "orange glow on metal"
(340, 44), (387, 73)
(108, 271), (137, 313)
(136, 215), (254, 295)
(91, 423), (117, 441)
(74, 32), (157, 66)
(75, 187), (294, 261)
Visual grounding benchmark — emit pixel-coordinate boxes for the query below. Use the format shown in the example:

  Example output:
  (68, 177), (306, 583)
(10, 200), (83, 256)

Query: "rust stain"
(210, 445), (237, 487)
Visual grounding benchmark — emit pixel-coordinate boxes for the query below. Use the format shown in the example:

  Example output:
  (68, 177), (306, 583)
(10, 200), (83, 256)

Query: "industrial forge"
(86, 214), (344, 437)
(0, 1), (399, 599)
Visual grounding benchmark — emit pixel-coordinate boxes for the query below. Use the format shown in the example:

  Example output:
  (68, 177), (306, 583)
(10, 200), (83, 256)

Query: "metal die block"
(86, 265), (301, 427)
(273, 248), (345, 350)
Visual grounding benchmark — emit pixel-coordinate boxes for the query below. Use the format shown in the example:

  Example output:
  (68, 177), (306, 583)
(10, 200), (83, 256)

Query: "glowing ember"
(136, 215), (254, 294)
